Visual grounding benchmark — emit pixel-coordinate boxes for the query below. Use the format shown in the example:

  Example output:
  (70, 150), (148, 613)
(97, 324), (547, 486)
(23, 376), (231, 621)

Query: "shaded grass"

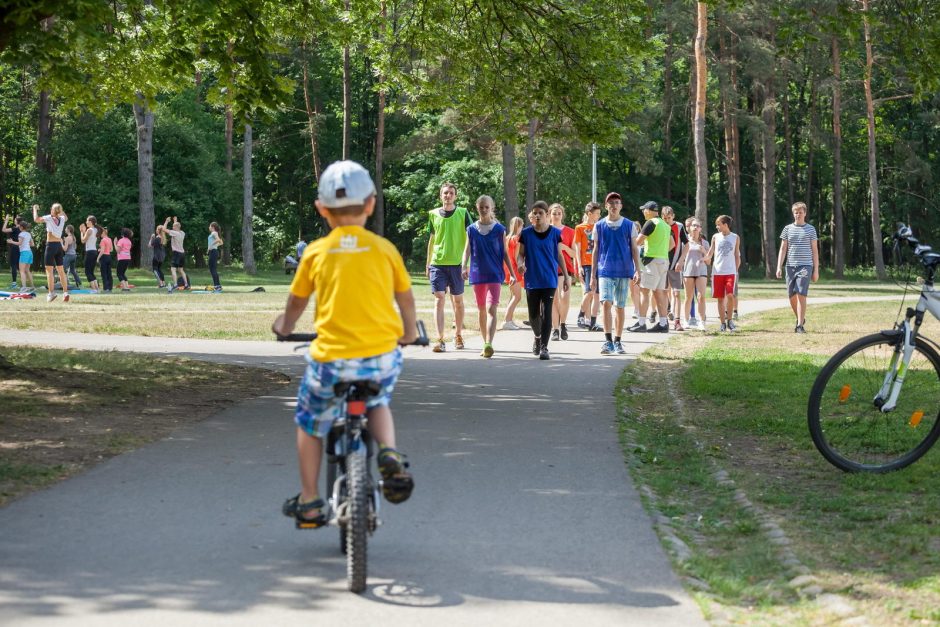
(0, 347), (288, 506)
(619, 300), (940, 624)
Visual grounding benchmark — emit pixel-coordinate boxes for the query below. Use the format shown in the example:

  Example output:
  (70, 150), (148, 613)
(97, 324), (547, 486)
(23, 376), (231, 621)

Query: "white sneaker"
(698, 319), (707, 330)
(502, 321), (521, 330)
(47, 293), (57, 302)
(63, 292), (70, 302)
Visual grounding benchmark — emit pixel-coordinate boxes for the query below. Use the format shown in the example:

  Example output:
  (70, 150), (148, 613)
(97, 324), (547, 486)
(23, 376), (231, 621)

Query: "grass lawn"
(0, 263), (906, 340)
(0, 347), (288, 505)
(620, 300), (940, 624)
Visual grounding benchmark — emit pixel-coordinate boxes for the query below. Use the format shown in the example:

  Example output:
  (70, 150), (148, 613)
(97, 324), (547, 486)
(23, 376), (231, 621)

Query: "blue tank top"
(466, 222), (506, 285)
(595, 218), (636, 279)
(519, 226), (562, 290)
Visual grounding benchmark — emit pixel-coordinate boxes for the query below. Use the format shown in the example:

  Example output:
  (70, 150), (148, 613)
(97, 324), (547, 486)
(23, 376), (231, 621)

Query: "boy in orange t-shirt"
(574, 202), (601, 330)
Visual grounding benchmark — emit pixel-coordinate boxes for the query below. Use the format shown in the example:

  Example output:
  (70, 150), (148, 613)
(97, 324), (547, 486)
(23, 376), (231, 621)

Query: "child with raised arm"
(80, 216), (100, 292)
(149, 225), (167, 288)
(592, 193), (642, 355)
(462, 195), (515, 358)
(163, 216), (190, 292)
(272, 160), (417, 527)
(33, 203), (71, 302)
(516, 201), (570, 361)
(703, 215), (741, 332)
(207, 222), (224, 291)
(6, 218), (34, 292)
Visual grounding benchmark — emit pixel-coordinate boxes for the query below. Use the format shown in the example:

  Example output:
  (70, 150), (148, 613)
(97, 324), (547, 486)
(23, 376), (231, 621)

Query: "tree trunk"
(36, 91), (53, 173)
(301, 40), (323, 182)
(663, 5), (674, 200)
(862, 0), (887, 279)
(783, 89), (795, 209)
(222, 106), (233, 265)
(242, 124), (256, 274)
(831, 36), (845, 278)
(693, 1), (708, 224)
(374, 86), (386, 236)
(133, 100), (155, 268)
(502, 141), (519, 222)
(525, 119), (537, 209)
(719, 27), (742, 250)
(760, 79), (778, 278)
(342, 0), (352, 160)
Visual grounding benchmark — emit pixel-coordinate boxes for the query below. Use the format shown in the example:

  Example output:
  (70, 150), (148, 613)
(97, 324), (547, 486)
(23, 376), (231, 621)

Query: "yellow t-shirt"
(290, 225), (411, 362)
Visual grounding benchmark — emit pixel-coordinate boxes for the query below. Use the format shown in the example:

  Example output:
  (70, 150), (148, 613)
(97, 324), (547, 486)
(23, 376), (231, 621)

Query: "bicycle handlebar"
(276, 320), (431, 347)
(894, 223), (940, 271)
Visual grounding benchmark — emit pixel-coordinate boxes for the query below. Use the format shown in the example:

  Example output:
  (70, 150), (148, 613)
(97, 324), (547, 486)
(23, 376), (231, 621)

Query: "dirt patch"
(0, 347), (290, 506)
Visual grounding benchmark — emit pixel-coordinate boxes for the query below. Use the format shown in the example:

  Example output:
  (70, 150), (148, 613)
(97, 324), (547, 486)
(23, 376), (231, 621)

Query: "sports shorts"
(171, 251), (186, 268)
(667, 267), (683, 290)
(639, 257), (668, 291)
(295, 348), (402, 438)
(19, 249), (33, 265)
(429, 264), (465, 295)
(581, 265), (597, 293)
(472, 282), (501, 308)
(712, 274), (736, 299)
(786, 265), (812, 297)
(599, 276), (631, 308)
(44, 241), (64, 267)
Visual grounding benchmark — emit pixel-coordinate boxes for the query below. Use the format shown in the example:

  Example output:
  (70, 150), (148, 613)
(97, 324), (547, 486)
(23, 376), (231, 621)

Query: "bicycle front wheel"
(345, 452), (369, 593)
(808, 333), (940, 472)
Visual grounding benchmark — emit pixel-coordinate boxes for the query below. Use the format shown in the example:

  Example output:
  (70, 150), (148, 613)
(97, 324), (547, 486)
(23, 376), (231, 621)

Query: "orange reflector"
(347, 400), (367, 416)
(910, 411), (924, 427)
(839, 385), (851, 402)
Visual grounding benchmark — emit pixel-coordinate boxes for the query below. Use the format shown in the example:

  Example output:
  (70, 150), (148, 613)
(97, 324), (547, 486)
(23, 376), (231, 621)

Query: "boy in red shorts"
(703, 215), (741, 332)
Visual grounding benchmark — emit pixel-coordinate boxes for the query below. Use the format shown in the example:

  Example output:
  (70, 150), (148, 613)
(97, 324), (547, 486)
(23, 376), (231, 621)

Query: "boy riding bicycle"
(272, 160), (418, 527)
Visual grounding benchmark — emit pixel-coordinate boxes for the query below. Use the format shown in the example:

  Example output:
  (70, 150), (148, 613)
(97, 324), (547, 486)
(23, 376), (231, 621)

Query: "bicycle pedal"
(295, 518), (327, 530)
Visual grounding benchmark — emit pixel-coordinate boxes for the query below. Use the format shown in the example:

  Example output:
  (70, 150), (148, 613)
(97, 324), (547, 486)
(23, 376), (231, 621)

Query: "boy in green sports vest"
(628, 201), (674, 333)
(425, 182), (471, 353)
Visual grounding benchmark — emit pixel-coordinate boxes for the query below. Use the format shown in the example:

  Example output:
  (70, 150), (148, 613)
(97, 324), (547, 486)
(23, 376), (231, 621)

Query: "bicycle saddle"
(334, 380), (382, 397)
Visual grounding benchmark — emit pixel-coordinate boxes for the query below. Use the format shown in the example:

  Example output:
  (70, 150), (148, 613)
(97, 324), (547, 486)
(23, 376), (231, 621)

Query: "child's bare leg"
(486, 302), (498, 343)
(368, 405), (396, 449)
(45, 266), (55, 294)
(180, 269), (189, 287)
(726, 293), (737, 321)
(170, 267), (178, 286)
(638, 287), (650, 317)
(602, 300), (613, 332)
(683, 280), (695, 320)
(505, 284), (521, 322)
(614, 306), (625, 336)
(717, 295), (727, 323)
(295, 427), (324, 505)
(433, 291), (446, 339)
(56, 265), (69, 293)
(452, 294), (465, 337)
(477, 307), (488, 343)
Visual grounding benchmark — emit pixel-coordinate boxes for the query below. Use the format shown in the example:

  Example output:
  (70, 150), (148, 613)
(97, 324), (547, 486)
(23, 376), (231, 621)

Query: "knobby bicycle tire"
(808, 332), (940, 472)
(346, 452), (369, 593)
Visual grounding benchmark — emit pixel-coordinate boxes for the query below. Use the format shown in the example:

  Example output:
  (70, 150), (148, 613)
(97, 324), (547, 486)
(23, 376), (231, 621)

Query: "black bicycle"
(808, 225), (940, 472)
(278, 322), (428, 592)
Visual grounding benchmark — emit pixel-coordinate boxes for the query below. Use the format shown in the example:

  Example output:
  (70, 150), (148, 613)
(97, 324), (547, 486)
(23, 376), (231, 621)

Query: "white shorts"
(640, 258), (668, 291)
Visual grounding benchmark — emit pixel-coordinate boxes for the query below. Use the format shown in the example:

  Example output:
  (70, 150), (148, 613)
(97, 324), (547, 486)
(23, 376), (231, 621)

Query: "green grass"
(620, 301), (940, 624)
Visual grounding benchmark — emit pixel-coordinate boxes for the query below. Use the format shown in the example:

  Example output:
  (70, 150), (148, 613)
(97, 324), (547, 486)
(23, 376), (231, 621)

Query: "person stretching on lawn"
(33, 203), (71, 303)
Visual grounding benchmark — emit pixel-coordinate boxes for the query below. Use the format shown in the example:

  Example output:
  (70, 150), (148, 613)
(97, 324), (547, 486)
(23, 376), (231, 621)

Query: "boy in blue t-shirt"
(462, 195), (516, 358)
(591, 192), (642, 356)
(516, 201), (570, 361)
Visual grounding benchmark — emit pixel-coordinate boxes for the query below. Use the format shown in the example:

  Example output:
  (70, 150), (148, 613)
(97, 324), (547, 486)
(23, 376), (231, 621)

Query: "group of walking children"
(2, 206), (225, 299)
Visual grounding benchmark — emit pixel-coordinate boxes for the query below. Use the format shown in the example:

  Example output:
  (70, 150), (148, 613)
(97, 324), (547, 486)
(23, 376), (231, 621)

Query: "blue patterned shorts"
(295, 348), (403, 438)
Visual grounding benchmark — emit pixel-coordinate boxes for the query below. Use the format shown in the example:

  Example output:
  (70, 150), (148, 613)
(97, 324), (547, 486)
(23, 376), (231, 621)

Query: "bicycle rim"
(809, 334), (940, 472)
(346, 452), (368, 593)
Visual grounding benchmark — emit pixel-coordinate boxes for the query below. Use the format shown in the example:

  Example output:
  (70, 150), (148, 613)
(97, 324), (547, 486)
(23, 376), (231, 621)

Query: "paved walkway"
(0, 294), (898, 626)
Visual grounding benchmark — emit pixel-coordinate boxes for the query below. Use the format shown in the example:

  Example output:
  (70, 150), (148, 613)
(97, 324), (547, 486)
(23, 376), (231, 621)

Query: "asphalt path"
(0, 294), (899, 625)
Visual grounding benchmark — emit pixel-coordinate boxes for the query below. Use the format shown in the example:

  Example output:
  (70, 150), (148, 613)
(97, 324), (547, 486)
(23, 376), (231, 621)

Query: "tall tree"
(693, 1), (708, 223)
(242, 124), (255, 274)
(525, 119), (537, 209)
(718, 23), (742, 247)
(831, 35), (845, 278)
(861, 0), (887, 279)
(502, 142), (519, 223)
(133, 99), (155, 268)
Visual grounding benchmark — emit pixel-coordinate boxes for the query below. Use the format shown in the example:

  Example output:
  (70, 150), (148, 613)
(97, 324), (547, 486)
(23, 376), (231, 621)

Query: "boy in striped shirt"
(776, 202), (819, 334)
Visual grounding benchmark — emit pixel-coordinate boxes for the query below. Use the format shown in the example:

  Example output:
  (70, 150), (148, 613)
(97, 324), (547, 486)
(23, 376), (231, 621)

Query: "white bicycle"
(808, 224), (940, 472)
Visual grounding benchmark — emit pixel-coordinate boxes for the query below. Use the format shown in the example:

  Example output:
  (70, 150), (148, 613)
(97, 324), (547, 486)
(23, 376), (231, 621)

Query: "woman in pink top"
(97, 227), (114, 292)
(115, 227), (133, 291)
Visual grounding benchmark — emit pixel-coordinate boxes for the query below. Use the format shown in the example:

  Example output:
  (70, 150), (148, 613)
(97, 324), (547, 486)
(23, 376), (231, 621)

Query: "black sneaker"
(551, 329), (560, 341)
(560, 324), (568, 340)
(626, 321), (647, 333)
(650, 322), (669, 333)
(539, 346), (550, 360)
(795, 325), (806, 334)
(532, 337), (541, 355)
(576, 316), (587, 329)
(590, 323), (604, 332)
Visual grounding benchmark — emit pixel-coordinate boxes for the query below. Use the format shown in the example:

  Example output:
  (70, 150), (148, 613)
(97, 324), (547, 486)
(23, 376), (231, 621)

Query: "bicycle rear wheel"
(345, 452), (369, 593)
(808, 333), (940, 472)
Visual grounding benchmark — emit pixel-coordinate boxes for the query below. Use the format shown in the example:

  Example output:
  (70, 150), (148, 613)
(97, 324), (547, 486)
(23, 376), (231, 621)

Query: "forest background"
(0, 0), (938, 278)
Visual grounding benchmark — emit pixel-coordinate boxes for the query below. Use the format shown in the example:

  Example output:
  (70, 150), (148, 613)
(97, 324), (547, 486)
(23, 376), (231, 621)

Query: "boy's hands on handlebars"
(398, 329), (419, 345)
(271, 313), (294, 338)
